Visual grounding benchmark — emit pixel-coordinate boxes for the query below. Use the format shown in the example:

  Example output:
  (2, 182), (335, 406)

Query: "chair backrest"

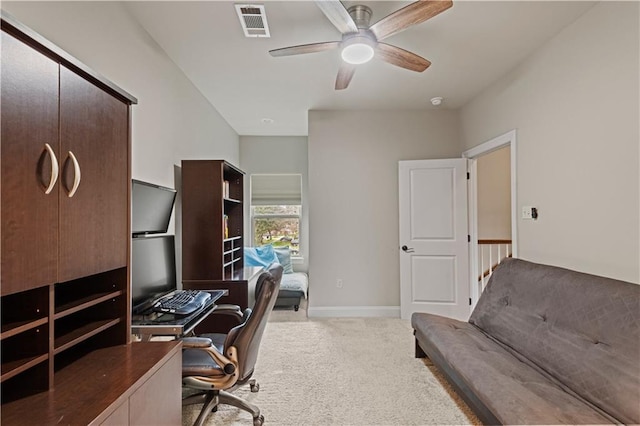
(224, 263), (283, 383)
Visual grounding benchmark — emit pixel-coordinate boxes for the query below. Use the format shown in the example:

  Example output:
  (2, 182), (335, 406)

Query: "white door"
(399, 159), (470, 320)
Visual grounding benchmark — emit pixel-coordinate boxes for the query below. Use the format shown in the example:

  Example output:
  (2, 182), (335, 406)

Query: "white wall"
(239, 136), (309, 272)
(477, 146), (511, 240)
(460, 2), (639, 283)
(308, 110), (461, 316)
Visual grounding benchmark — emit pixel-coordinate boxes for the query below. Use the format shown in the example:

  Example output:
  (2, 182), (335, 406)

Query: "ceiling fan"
(269, 0), (453, 90)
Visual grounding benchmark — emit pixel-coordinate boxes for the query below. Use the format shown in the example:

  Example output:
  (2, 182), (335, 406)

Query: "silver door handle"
(43, 143), (59, 194)
(67, 151), (81, 198)
(401, 245), (414, 253)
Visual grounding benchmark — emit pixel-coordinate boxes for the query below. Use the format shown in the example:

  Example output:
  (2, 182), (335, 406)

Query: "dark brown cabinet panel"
(1, 14), (136, 407)
(1, 13), (180, 425)
(59, 67), (129, 282)
(0, 31), (59, 295)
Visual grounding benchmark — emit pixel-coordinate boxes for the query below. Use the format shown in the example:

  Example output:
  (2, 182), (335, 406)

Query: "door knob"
(401, 245), (414, 253)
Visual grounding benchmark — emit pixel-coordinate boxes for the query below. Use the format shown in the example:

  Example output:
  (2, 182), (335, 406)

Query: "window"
(250, 174), (303, 257)
(252, 205), (301, 255)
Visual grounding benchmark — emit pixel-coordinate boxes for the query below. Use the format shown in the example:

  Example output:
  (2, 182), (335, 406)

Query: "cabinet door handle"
(67, 151), (81, 198)
(43, 143), (59, 195)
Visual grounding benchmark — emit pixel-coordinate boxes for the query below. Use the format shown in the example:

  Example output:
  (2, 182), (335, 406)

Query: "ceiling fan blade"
(375, 43), (431, 72)
(335, 63), (356, 90)
(315, 0), (359, 34)
(370, 0), (453, 41)
(269, 41), (341, 57)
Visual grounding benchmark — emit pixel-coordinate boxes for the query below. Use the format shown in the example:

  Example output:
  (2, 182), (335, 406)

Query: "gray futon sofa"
(412, 258), (639, 425)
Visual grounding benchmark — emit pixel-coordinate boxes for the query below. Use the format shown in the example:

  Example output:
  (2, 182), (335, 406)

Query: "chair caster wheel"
(250, 379), (260, 392)
(253, 414), (264, 426)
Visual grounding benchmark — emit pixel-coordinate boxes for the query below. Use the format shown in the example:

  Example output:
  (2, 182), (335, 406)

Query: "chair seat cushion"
(182, 333), (228, 377)
(182, 347), (223, 377)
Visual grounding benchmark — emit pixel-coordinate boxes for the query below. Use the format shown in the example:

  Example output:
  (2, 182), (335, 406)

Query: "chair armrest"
(210, 304), (244, 321)
(181, 337), (213, 349)
(182, 345), (240, 390)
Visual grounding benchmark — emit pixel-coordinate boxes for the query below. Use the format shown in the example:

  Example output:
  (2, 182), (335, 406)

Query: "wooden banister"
(478, 239), (512, 245)
(478, 239), (513, 288)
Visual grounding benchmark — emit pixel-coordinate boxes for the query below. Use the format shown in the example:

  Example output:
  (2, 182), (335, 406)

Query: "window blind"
(250, 174), (302, 205)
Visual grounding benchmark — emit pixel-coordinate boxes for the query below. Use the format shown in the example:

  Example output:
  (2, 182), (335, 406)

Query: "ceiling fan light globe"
(341, 43), (374, 65)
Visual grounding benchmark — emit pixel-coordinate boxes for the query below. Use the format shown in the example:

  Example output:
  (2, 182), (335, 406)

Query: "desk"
(131, 289), (227, 341)
(1, 341), (182, 425)
(183, 266), (263, 334)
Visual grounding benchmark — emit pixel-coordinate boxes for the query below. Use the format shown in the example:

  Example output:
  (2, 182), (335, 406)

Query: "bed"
(276, 272), (308, 311)
(244, 245), (308, 311)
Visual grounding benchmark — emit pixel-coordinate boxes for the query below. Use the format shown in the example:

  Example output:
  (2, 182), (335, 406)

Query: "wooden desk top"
(1, 341), (181, 425)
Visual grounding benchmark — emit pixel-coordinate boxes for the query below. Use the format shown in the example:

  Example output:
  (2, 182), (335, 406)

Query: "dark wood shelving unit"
(223, 236), (245, 279)
(182, 160), (267, 333)
(1, 13), (182, 424)
(182, 160), (245, 282)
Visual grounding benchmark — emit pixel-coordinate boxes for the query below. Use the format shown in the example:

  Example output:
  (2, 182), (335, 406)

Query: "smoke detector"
(235, 4), (270, 38)
(430, 97), (443, 106)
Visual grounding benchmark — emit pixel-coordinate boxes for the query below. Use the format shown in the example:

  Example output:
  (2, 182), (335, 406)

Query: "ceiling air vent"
(235, 4), (270, 38)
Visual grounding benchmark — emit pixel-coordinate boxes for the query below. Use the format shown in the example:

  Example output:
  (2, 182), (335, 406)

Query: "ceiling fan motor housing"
(347, 5), (373, 29)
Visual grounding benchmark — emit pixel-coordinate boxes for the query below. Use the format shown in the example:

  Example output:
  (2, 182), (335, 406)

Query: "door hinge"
(467, 235), (471, 242)
(467, 172), (470, 180)
(469, 298), (472, 306)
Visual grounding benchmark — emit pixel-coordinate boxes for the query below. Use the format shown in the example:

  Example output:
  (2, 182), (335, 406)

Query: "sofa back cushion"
(470, 258), (639, 424)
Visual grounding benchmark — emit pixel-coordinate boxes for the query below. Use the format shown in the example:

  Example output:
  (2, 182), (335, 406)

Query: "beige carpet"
(182, 305), (481, 426)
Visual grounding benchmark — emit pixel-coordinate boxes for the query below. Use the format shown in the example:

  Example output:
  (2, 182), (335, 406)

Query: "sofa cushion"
(469, 258), (640, 424)
(412, 313), (616, 425)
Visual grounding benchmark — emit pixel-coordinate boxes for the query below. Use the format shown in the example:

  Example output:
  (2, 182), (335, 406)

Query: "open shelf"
(0, 324), (49, 386)
(54, 318), (121, 354)
(1, 354), (49, 382)
(54, 290), (124, 319)
(1, 317), (48, 340)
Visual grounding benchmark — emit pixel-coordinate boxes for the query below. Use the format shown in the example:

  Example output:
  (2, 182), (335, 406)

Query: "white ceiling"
(124, 1), (595, 136)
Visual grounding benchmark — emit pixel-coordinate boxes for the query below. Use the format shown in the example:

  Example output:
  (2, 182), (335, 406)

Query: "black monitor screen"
(132, 179), (177, 235)
(131, 235), (176, 309)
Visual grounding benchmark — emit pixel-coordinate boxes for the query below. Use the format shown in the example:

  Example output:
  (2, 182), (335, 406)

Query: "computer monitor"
(131, 179), (177, 235)
(131, 235), (176, 310)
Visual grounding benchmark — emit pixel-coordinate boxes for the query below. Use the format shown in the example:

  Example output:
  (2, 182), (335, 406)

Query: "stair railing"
(478, 239), (512, 290)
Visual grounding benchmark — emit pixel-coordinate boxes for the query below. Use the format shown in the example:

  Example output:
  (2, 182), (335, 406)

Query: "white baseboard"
(307, 306), (400, 318)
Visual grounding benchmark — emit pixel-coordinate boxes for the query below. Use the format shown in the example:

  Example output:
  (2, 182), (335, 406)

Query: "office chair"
(181, 263), (283, 426)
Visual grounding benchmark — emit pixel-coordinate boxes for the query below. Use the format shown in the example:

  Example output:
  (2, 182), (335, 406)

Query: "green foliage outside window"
(252, 206), (301, 255)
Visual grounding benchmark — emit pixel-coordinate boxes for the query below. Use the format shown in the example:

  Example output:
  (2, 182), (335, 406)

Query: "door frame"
(463, 129), (518, 308)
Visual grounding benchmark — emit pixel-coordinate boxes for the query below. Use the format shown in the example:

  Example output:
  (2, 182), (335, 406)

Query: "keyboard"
(152, 290), (211, 316)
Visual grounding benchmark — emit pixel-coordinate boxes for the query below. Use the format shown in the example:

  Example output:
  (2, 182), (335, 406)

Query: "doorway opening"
(463, 130), (517, 308)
